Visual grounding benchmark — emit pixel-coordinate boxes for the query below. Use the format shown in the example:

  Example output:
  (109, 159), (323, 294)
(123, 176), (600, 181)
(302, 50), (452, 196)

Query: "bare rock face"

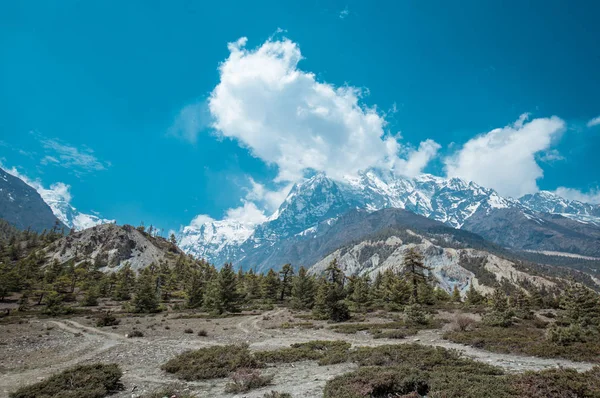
(43, 223), (183, 272)
(310, 231), (556, 295)
(0, 167), (67, 232)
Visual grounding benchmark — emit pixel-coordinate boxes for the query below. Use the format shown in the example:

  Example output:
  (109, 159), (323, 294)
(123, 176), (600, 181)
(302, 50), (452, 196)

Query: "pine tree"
(451, 285), (462, 303)
(133, 269), (160, 313)
(186, 268), (205, 308)
(82, 285), (99, 306)
(243, 269), (261, 300)
(261, 269), (280, 302)
(561, 283), (600, 328)
(403, 248), (432, 301)
(312, 259), (349, 322)
(350, 275), (371, 312)
(113, 263), (135, 301)
(203, 263), (240, 314)
(279, 264), (294, 301)
(169, 233), (177, 246)
(433, 287), (451, 302)
(291, 266), (315, 310)
(465, 283), (484, 305)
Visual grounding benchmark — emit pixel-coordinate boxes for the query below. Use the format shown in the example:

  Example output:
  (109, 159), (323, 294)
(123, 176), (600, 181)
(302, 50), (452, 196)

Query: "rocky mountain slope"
(310, 229), (557, 296)
(463, 207), (600, 258)
(0, 168), (67, 232)
(43, 223), (183, 271)
(0, 166), (113, 231)
(179, 169), (600, 270)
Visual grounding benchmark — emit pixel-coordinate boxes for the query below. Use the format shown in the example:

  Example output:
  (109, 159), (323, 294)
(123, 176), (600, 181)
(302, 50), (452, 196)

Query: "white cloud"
(40, 138), (108, 174)
(393, 139), (441, 178)
(587, 115), (600, 128)
(445, 114), (566, 198)
(190, 36), (439, 182)
(189, 214), (217, 228)
(224, 201), (268, 225)
(553, 187), (600, 205)
(2, 164), (72, 204)
(537, 149), (564, 163)
(339, 6), (349, 19)
(245, 177), (293, 212)
(168, 102), (211, 142)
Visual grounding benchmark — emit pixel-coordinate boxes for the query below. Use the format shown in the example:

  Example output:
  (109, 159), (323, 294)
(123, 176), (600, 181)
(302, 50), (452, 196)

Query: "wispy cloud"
(339, 6), (349, 19)
(587, 115), (600, 128)
(39, 138), (109, 175)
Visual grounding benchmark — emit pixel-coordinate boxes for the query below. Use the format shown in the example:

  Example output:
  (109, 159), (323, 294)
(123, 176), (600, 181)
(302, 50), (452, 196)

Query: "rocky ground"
(0, 308), (595, 398)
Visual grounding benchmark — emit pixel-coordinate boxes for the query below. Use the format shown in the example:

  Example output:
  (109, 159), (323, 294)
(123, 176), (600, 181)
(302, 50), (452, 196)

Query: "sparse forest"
(2, 225), (600, 398)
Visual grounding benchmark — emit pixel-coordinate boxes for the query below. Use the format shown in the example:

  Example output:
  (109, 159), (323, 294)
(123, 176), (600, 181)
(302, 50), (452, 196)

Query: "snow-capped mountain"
(0, 166), (113, 231)
(519, 191), (600, 225)
(179, 169), (600, 270)
(34, 184), (114, 231)
(178, 217), (257, 261)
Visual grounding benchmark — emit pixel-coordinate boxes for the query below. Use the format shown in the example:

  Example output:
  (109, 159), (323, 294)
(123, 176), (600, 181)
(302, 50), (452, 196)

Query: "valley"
(2, 305), (597, 398)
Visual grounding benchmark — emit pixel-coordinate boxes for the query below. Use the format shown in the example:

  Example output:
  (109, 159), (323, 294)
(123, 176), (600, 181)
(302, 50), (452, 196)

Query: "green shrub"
(162, 344), (261, 381)
(372, 330), (407, 339)
(224, 368), (273, 393)
(96, 312), (120, 327)
(128, 329), (144, 338)
(263, 392), (292, 398)
(324, 366), (429, 398)
(482, 310), (514, 327)
(10, 363), (123, 398)
(254, 341), (350, 365)
(547, 324), (586, 345)
(444, 323), (600, 363)
(513, 367), (600, 397)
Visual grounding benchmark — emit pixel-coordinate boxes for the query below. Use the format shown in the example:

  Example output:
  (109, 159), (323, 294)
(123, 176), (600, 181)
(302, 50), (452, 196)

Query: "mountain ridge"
(179, 170), (600, 270)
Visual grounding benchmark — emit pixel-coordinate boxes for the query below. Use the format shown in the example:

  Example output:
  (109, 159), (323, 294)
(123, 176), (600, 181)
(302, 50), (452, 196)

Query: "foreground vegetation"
(9, 363), (123, 398)
(162, 342), (600, 398)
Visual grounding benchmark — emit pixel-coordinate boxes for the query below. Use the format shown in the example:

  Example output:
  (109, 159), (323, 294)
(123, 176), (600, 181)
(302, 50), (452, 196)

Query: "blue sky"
(1, 0), (599, 232)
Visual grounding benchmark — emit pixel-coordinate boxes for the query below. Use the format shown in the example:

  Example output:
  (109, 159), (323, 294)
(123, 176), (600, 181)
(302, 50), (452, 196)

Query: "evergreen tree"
(169, 233), (177, 246)
(312, 259), (349, 322)
(350, 275), (371, 312)
(433, 287), (451, 302)
(243, 269), (261, 300)
(113, 263), (135, 301)
(204, 263), (240, 314)
(291, 266), (315, 310)
(133, 269), (160, 313)
(451, 285), (462, 303)
(465, 283), (484, 305)
(279, 263), (294, 301)
(261, 269), (280, 302)
(402, 248), (432, 301)
(417, 280), (435, 305)
(186, 268), (205, 308)
(82, 285), (99, 306)
(561, 283), (600, 328)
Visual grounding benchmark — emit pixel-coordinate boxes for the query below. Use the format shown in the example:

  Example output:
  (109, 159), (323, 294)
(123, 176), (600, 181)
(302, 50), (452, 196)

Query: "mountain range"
(179, 170), (600, 273)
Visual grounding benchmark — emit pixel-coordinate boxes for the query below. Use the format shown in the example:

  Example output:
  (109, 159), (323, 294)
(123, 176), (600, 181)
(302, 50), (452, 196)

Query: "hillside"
(463, 207), (600, 258)
(309, 229), (557, 296)
(43, 223), (183, 271)
(0, 168), (67, 232)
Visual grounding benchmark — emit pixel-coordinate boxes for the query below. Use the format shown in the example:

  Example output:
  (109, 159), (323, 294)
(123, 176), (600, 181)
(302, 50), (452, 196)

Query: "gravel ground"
(0, 308), (595, 398)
